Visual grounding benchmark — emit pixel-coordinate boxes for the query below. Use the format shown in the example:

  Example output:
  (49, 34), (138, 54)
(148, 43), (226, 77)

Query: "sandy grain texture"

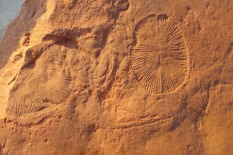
(0, 0), (233, 154)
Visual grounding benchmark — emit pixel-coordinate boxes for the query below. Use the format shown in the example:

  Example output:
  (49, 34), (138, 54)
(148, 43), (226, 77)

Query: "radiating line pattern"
(130, 14), (188, 94)
(7, 45), (73, 117)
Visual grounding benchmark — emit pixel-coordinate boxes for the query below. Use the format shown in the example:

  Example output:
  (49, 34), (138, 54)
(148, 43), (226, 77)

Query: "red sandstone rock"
(0, 0), (233, 154)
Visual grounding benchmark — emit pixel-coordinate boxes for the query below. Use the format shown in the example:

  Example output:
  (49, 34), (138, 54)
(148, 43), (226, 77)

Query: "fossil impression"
(130, 14), (189, 94)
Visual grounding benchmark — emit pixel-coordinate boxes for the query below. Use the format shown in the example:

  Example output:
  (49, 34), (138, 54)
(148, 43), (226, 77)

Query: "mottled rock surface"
(0, 0), (233, 154)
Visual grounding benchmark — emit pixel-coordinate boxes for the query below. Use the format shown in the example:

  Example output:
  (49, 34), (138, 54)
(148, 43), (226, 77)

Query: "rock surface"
(0, 0), (233, 154)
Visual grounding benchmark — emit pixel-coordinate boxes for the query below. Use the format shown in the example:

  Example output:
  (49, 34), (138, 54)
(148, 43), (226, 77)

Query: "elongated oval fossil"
(130, 14), (189, 94)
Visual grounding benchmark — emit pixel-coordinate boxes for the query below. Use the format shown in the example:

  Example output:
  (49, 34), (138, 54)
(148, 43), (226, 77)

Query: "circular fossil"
(130, 14), (189, 94)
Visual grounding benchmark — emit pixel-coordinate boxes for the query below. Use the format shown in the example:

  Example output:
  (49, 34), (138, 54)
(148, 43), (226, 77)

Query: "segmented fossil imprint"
(130, 14), (189, 94)
(7, 45), (73, 117)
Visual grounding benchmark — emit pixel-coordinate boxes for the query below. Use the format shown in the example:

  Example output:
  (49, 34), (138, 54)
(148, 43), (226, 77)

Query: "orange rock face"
(0, 0), (233, 154)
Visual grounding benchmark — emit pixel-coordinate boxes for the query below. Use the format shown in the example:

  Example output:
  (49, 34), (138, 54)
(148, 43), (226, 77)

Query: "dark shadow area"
(157, 14), (169, 20)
